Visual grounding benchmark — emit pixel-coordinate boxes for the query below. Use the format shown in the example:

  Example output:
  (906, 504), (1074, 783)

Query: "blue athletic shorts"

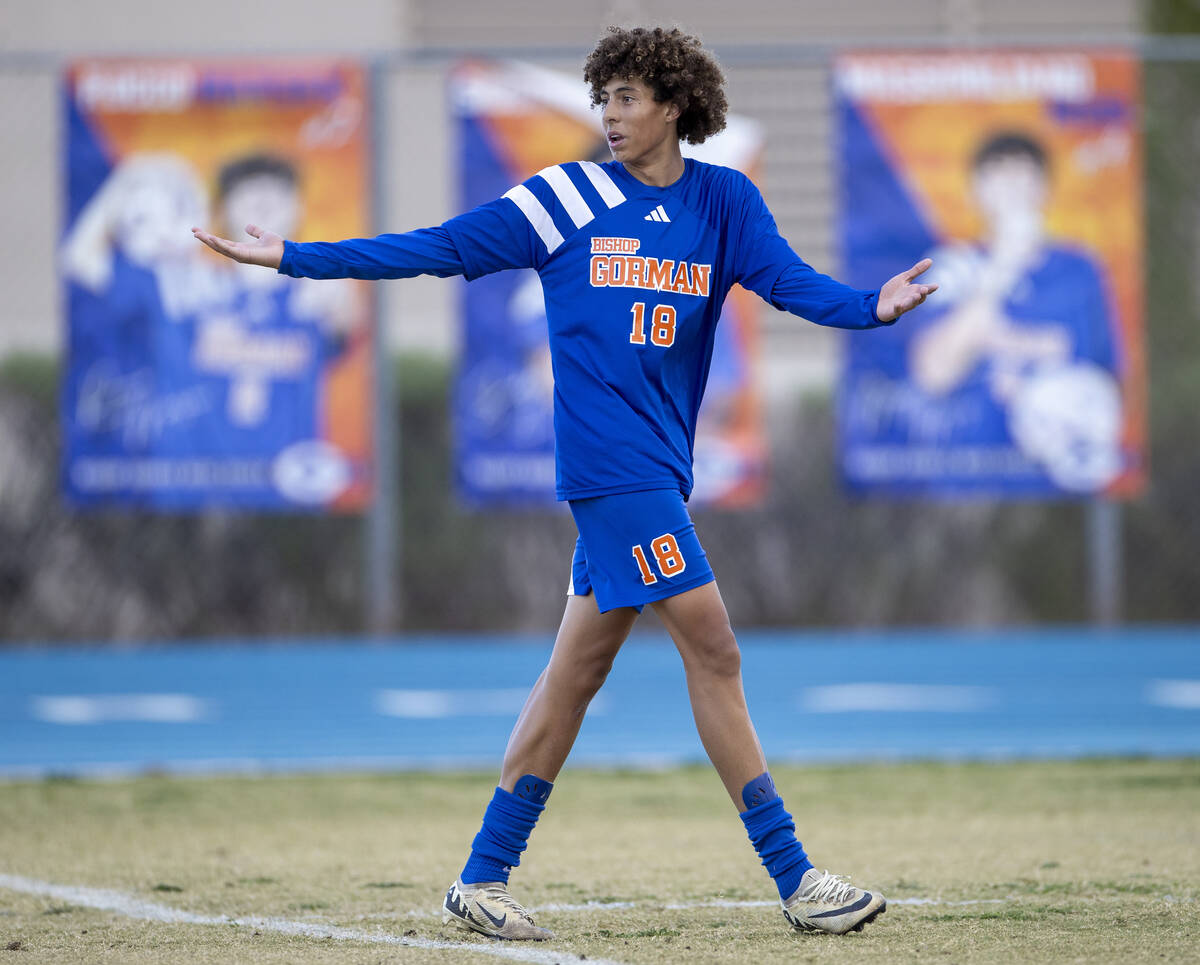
(567, 488), (715, 613)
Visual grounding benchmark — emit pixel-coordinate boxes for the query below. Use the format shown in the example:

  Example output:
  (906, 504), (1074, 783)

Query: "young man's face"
(598, 77), (679, 165)
(972, 153), (1048, 231)
(221, 173), (300, 240)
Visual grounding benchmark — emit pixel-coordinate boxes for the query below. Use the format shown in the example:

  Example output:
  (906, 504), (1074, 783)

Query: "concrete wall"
(1, 0), (408, 54)
(408, 0), (1138, 47)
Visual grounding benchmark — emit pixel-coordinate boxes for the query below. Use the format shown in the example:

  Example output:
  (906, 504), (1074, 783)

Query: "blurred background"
(0, 0), (1198, 648)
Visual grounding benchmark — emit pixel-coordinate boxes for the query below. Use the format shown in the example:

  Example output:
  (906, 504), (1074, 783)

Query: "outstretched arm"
(766, 257), (936, 330)
(192, 197), (540, 282)
(732, 171), (935, 329)
(191, 222), (470, 281)
(875, 258), (938, 322)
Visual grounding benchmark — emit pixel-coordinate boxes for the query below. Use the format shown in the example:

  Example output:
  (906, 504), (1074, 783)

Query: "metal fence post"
(366, 57), (398, 636)
(1086, 499), (1122, 626)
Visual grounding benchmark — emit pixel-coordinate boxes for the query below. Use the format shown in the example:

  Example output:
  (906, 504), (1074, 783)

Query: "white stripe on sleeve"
(537, 165), (594, 229)
(503, 184), (565, 255)
(578, 161), (626, 208)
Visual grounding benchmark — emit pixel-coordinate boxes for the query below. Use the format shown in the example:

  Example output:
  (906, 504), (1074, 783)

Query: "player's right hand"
(191, 223), (284, 269)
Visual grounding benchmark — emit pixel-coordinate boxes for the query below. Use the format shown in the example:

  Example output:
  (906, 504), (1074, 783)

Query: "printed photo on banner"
(450, 60), (767, 508)
(61, 59), (373, 510)
(834, 51), (1146, 498)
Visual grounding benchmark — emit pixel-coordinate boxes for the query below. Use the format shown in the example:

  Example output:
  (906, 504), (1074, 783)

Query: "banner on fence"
(450, 59), (767, 507)
(835, 50), (1146, 497)
(62, 59), (373, 510)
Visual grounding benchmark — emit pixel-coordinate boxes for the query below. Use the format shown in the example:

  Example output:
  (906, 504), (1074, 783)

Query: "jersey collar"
(608, 157), (694, 195)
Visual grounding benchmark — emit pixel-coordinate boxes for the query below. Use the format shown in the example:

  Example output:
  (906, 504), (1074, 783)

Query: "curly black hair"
(216, 152), (299, 205)
(972, 130), (1049, 173)
(583, 26), (728, 145)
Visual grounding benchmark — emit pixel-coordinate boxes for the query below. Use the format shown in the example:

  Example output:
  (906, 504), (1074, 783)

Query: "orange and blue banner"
(835, 50), (1146, 497)
(62, 59), (373, 510)
(450, 60), (767, 507)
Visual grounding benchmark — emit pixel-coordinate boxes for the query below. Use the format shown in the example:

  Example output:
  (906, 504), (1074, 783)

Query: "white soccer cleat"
(780, 868), (887, 935)
(441, 878), (553, 941)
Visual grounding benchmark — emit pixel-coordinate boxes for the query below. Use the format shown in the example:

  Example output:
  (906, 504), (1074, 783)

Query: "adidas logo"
(644, 204), (671, 223)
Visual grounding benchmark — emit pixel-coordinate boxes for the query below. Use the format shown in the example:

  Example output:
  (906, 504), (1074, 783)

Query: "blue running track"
(1, 628), (1197, 778)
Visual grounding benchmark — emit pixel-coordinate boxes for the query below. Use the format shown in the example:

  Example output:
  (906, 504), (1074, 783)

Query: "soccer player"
(194, 26), (935, 941)
(909, 131), (1117, 401)
(903, 130), (1122, 490)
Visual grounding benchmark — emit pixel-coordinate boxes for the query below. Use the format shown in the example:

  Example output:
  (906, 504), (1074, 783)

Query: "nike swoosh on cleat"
(808, 893), (874, 918)
(473, 905), (508, 929)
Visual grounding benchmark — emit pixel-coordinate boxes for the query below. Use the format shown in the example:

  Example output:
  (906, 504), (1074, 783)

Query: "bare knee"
(550, 637), (620, 705)
(679, 625), (741, 681)
(575, 646), (618, 699)
(652, 583), (742, 683)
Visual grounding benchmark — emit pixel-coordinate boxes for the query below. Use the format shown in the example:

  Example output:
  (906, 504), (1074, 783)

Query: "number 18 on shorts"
(631, 533), (686, 584)
(568, 489), (715, 613)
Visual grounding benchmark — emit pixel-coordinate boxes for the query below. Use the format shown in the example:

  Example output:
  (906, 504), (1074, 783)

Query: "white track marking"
(375, 690), (610, 719)
(0, 874), (628, 965)
(800, 684), (994, 713)
(1146, 679), (1200, 709)
(32, 694), (211, 724)
(375, 689), (533, 719)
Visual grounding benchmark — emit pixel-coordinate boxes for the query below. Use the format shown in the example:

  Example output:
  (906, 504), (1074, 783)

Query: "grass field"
(1, 759), (1197, 963)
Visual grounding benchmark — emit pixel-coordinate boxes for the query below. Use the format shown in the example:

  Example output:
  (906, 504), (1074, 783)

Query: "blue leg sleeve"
(739, 772), (813, 900)
(460, 775), (553, 885)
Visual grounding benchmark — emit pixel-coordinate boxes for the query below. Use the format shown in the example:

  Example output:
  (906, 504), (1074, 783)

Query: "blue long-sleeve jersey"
(280, 157), (887, 500)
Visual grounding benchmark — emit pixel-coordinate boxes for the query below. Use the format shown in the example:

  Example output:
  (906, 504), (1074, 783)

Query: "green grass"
(0, 759), (1197, 963)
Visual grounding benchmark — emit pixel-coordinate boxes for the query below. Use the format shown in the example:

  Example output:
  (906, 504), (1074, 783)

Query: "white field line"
(530, 896), (1007, 913)
(0, 873), (629, 965)
(351, 895), (1009, 922)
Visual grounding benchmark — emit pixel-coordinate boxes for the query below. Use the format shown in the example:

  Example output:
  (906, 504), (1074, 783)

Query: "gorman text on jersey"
(589, 237), (711, 298)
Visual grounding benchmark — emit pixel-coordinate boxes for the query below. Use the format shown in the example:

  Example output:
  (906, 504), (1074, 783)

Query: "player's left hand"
(875, 258), (938, 322)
